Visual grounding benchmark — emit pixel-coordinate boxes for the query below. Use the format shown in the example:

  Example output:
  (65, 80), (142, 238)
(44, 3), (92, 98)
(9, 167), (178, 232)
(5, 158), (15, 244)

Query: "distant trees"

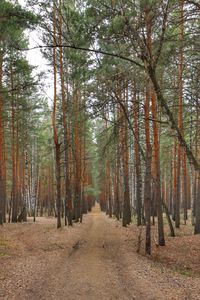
(0, 0), (37, 224)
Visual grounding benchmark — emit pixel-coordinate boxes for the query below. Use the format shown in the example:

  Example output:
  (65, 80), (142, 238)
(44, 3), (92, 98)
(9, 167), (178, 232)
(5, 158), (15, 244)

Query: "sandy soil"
(1, 205), (200, 300)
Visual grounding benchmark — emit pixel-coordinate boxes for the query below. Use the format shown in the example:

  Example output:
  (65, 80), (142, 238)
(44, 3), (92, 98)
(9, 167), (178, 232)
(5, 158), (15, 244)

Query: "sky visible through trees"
(18, 0), (54, 103)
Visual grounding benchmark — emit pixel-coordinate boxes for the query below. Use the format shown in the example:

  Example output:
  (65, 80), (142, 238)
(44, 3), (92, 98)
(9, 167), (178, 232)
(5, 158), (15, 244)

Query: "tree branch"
(15, 43), (144, 69)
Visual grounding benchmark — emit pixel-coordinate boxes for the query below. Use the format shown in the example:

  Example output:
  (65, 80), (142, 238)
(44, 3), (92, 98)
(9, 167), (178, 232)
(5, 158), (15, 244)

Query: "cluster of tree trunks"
(52, 1), (95, 228)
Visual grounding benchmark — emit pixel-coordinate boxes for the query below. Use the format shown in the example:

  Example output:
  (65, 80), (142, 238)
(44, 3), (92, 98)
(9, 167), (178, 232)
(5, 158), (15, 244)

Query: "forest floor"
(1, 205), (200, 300)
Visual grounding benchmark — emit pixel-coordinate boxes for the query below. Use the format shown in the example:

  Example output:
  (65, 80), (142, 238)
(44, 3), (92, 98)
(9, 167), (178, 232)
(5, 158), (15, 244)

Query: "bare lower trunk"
(134, 89), (142, 226)
(144, 147), (152, 254)
(0, 51), (6, 224)
(122, 86), (131, 227)
(55, 143), (61, 228)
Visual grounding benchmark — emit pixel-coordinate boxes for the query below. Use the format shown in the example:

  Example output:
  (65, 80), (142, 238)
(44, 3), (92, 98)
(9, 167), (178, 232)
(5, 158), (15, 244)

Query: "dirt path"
(1, 205), (200, 299)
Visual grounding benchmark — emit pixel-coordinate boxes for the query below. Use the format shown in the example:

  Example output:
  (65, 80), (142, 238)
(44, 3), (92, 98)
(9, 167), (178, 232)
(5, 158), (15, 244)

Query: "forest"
(0, 0), (200, 299)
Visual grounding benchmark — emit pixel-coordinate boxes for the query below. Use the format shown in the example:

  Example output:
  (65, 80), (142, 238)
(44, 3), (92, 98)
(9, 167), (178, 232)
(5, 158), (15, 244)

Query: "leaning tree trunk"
(144, 6), (165, 245)
(147, 64), (200, 234)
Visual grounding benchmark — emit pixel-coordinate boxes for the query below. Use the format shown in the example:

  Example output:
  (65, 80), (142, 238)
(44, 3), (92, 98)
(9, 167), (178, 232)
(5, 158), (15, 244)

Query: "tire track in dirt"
(32, 206), (140, 300)
(1, 205), (200, 299)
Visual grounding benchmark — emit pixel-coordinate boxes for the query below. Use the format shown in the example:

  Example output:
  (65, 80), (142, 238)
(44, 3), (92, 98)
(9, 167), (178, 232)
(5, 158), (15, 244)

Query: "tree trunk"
(11, 65), (18, 223)
(162, 201), (175, 237)
(151, 91), (165, 246)
(194, 173), (200, 234)
(133, 89), (142, 226)
(175, 144), (181, 228)
(144, 74), (152, 253)
(183, 151), (188, 224)
(0, 50), (6, 224)
(122, 85), (131, 226)
(175, 0), (184, 228)
(58, 0), (72, 226)
(52, 3), (61, 228)
(74, 88), (81, 222)
(105, 109), (112, 218)
(144, 147), (152, 254)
